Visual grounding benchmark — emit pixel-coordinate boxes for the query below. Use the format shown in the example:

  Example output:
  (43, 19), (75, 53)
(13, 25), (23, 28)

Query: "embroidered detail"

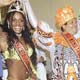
(37, 26), (52, 38)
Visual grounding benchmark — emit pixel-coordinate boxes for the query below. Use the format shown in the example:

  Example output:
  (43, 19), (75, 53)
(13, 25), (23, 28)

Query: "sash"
(62, 32), (80, 60)
(13, 40), (34, 76)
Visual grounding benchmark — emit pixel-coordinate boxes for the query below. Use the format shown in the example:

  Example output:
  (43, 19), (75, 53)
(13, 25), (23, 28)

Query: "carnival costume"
(52, 6), (80, 80)
(3, 48), (33, 60)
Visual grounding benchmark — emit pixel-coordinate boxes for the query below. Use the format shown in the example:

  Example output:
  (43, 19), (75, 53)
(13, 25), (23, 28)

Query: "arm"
(0, 37), (8, 52)
(0, 32), (8, 51)
(0, 0), (15, 8)
(22, 0), (38, 28)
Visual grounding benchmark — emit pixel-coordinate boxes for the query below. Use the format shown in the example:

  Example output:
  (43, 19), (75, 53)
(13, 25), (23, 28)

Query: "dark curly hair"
(3, 11), (36, 67)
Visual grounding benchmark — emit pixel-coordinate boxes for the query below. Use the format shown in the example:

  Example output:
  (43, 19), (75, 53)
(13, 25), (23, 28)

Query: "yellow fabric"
(3, 47), (33, 60)
(3, 48), (37, 80)
(3, 47), (37, 80)
(67, 65), (78, 80)
(54, 32), (69, 47)
(30, 62), (37, 74)
(67, 73), (78, 80)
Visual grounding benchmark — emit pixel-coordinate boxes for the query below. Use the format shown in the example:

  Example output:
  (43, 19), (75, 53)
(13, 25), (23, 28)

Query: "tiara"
(8, 0), (24, 15)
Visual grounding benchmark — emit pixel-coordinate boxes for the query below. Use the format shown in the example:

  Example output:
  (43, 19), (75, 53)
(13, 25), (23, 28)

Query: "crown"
(8, 0), (24, 15)
(55, 6), (75, 28)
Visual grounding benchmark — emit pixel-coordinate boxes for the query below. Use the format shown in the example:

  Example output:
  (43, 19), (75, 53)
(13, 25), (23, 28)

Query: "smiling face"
(10, 12), (24, 34)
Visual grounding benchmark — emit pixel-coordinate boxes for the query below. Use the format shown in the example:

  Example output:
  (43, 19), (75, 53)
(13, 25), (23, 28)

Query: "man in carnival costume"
(21, 0), (55, 80)
(52, 6), (80, 80)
